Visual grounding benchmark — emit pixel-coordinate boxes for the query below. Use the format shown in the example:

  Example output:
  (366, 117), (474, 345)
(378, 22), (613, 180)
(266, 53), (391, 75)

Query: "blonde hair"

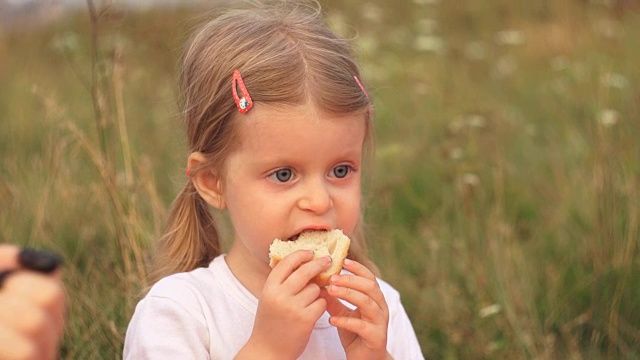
(149, 2), (376, 284)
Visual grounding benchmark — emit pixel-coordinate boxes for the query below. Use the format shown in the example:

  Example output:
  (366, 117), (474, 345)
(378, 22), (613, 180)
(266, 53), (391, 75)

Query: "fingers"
(0, 324), (37, 360)
(0, 245), (20, 269)
(3, 272), (66, 313)
(2, 272), (66, 335)
(282, 255), (332, 293)
(328, 275), (385, 315)
(297, 280), (321, 299)
(305, 292), (328, 320)
(252, 251), (331, 358)
(327, 277), (387, 341)
(0, 293), (47, 335)
(342, 258), (375, 281)
(328, 259), (387, 316)
(268, 250), (315, 283)
(270, 250), (332, 293)
(326, 259), (389, 348)
(319, 287), (350, 318)
(0, 275), (64, 360)
(260, 250), (332, 324)
(0, 293), (58, 359)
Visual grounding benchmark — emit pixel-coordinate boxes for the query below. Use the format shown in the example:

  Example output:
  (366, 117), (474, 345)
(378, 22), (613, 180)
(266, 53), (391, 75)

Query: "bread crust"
(268, 229), (351, 287)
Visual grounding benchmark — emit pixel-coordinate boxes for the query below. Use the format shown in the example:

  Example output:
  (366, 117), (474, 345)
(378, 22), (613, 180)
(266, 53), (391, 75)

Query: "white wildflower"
(449, 147), (463, 160)
(494, 29), (525, 46)
(479, 304), (501, 318)
(462, 173), (480, 187)
(601, 73), (628, 89)
(598, 109), (620, 127)
(414, 35), (446, 54)
(466, 114), (487, 128)
(362, 3), (383, 23)
(51, 31), (80, 53)
(593, 18), (622, 39)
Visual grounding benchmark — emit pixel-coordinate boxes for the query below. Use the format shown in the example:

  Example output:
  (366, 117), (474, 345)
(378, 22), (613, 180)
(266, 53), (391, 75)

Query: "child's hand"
(239, 250), (331, 360)
(322, 258), (392, 360)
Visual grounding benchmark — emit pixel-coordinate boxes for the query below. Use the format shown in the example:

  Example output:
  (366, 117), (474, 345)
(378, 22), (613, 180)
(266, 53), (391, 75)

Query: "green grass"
(1, 1), (639, 359)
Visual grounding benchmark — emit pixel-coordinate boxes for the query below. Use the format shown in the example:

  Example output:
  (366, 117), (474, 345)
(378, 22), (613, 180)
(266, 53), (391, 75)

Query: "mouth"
(286, 228), (330, 241)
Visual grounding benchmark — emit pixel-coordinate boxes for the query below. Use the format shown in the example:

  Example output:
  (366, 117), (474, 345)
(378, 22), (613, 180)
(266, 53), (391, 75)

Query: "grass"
(1, 0), (639, 358)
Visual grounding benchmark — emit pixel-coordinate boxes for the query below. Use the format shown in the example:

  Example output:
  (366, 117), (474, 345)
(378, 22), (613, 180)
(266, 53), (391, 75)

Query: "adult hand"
(0, 245), (65, 360)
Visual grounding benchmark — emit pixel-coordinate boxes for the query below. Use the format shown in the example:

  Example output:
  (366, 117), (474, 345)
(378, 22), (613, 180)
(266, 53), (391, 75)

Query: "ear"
(187, 152), (226, 209)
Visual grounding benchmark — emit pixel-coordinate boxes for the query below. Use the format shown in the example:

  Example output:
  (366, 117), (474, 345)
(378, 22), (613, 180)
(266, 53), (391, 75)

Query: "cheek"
(338, 190), (361, 233)
(225, 186), (277, 235)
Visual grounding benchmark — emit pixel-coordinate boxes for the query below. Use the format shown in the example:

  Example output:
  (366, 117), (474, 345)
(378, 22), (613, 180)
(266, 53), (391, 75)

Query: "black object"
(0, 248), (62, 287)
(18, 248), (62, 273)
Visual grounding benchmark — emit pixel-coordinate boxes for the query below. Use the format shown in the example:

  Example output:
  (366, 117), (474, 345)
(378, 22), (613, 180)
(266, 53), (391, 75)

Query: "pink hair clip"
(232, 70), (253, 113)
(354, 75), (368, 98)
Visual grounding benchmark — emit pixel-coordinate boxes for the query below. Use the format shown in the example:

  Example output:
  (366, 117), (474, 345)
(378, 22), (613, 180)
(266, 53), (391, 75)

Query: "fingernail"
(18, 248), (62, 274)
(343, 258), (353, 266)
(325, 256), (333, 264)
(330, 275), (339, 283)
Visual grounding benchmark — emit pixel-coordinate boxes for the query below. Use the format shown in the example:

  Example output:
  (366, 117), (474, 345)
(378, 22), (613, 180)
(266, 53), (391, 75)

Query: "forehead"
(234, 103), (367, 153)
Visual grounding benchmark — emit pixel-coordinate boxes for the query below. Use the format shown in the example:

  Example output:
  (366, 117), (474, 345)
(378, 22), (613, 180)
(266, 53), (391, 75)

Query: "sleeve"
(123, 290), (210, 359)
(383, 283), (425, 360)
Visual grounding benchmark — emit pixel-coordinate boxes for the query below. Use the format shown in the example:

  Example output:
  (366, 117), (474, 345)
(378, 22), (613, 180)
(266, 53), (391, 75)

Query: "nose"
(297, 178), (333, 214)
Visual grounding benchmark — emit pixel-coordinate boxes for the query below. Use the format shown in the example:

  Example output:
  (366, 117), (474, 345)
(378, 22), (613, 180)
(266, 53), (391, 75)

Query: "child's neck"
(225, 241), (271, 298)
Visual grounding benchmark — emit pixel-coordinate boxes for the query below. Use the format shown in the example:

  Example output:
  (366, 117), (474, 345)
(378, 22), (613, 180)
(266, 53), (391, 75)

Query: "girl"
(124, 3), (423, 359)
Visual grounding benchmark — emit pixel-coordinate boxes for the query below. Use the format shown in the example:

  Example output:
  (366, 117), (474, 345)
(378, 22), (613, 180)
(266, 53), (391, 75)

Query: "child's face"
(220, 103), (366, 264)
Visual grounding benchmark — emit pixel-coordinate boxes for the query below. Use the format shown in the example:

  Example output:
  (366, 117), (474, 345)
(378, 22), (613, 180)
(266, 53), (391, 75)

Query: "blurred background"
(1, 0), (639, 358)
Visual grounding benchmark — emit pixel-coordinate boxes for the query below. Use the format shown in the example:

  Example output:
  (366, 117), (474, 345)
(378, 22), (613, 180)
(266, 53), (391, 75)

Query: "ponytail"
(148, 181), (221, 285)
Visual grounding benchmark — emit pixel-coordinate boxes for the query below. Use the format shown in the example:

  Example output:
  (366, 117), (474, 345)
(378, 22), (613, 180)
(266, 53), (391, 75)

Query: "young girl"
(124, 3), (423, 359)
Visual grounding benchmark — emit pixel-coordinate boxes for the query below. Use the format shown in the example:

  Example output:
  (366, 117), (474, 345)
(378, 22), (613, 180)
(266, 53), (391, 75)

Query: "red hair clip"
(354, 75), (368, 98)
(232, 70), (253, 113)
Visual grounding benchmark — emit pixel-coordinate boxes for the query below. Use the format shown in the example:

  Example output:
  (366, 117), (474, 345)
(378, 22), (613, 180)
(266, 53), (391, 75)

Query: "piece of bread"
(269, 229), (351, 287)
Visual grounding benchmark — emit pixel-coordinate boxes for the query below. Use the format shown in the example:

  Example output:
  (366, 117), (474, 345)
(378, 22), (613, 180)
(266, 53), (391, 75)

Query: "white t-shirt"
(124, 255), (424, 359)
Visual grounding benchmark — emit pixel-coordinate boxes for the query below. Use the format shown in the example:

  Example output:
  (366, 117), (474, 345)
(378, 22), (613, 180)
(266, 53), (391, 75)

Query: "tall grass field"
(1, 0), (638, 358)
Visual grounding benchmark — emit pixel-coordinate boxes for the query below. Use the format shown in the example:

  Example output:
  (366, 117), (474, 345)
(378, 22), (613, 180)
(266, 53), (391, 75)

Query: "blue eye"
(269, 168), (293, 183)
(331, 165), (351, 179)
